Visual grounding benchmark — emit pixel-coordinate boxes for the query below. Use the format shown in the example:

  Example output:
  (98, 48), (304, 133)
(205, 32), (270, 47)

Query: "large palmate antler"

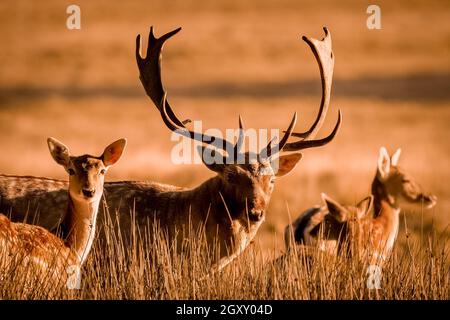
(136, 26), (241, 156)
(282, 27), (342, 152)
(135, 27), (188, 127)
(136, 26), (297, 161)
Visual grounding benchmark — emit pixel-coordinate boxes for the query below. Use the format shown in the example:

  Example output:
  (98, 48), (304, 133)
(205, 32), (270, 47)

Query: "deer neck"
(370, 176), (402, 256)
(62, 194), (101, 266)
(372, 199), (400, 257)
(371, 175), (399, 217)
(194, 176), (245, 221)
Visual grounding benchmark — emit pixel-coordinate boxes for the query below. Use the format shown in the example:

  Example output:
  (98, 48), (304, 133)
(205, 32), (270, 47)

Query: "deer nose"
(82, 188), (96, 198)
(425, 194), (437, 208)
(249, 210), (264, 222)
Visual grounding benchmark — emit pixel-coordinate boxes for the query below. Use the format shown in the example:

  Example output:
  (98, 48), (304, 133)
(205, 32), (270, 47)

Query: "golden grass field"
(0, 0), (449, 299)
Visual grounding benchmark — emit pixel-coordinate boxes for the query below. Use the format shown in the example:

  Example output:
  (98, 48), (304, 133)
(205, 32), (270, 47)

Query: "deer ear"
(196, 146), (226, 173)
(391, 148), (401, 167)
(102, 138), (127, 167)
(377, 147), (391, 180)
(273, 153), (302, 177)
(47, 137), (71, 168)
(356, 195), (373, 219)
(321, 193), (348, 222)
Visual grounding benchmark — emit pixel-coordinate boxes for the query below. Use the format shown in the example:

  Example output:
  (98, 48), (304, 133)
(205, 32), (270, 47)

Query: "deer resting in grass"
(284, 147), (437, 265)
(0, 27), (341, 270)
(0, 138), (126, 284)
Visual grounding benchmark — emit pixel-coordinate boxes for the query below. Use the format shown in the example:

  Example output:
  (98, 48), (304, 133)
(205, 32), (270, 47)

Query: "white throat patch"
(258, 164), (274, 176)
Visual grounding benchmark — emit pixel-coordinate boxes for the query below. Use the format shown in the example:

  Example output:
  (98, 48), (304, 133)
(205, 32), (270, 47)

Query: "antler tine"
(136, 26), (187, 127)
(289, 27), (334, 140)
(233, 115), (245, 156)
(283, 110), (342, 152)
(260, 112), (297, 159)
(159, 93), (236, 153)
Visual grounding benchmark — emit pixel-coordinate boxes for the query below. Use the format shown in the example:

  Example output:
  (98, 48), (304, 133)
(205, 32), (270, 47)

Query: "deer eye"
(100, 169), (106, 175)
(68, 168), (75, 176)
(270, 177), (276, 184)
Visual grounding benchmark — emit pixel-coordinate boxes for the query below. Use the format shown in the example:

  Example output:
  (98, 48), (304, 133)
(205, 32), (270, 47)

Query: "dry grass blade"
(1, 206), (448, 299)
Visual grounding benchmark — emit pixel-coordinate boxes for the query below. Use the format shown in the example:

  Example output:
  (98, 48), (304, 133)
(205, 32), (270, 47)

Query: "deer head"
(47, 138), (127, 204)
(197, 144), (303, 221)
(322, 193), (374, 224)
(320, 193), (374, 255)
(373, 147), (437, 210)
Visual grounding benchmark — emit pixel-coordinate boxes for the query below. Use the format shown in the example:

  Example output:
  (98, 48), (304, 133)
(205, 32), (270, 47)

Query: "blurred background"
(0, 0), (449, 253)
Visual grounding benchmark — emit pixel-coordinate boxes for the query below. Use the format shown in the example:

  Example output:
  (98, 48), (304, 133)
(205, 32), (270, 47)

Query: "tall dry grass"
(0, 0), (448, 252)
(1, 208), (448, 300)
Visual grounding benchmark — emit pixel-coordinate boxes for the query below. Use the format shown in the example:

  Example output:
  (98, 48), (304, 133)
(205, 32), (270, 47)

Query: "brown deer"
(284, 147), (437, 265)
(0, 27), (340, 270)
(0, 138), (126, 284)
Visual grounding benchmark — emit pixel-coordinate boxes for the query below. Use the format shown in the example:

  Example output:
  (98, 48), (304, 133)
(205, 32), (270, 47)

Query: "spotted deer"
(0, 138), (126, 284)
(0, 27), (340, 270)
(284, 147), (437, 265)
